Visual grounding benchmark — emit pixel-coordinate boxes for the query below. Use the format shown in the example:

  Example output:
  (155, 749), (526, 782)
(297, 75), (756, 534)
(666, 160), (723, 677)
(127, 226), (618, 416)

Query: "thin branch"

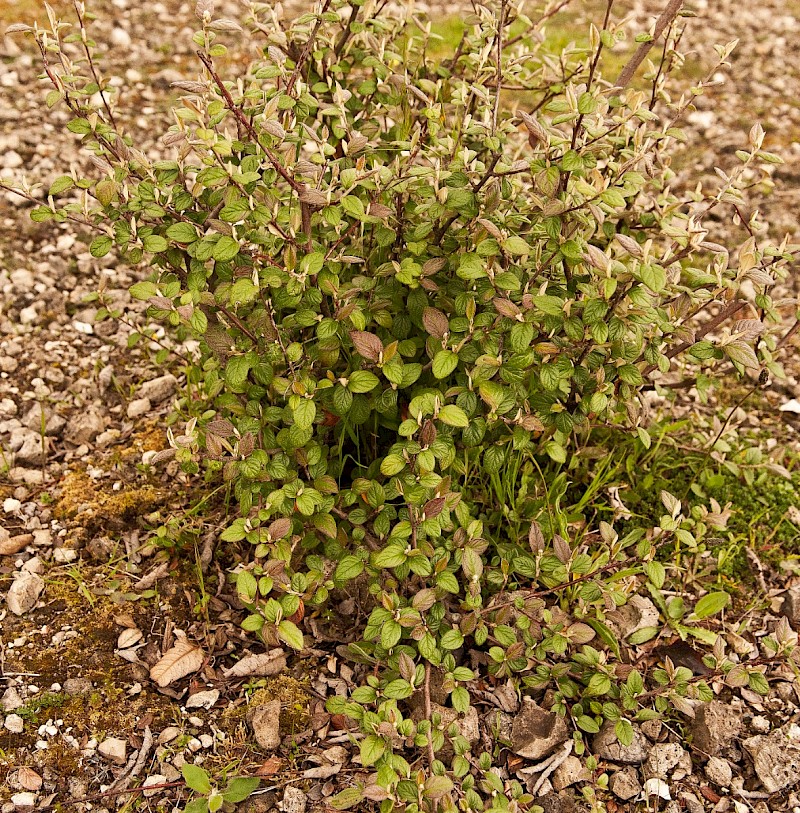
(614, 0), (684, 89)
(285, 0), (334, 96)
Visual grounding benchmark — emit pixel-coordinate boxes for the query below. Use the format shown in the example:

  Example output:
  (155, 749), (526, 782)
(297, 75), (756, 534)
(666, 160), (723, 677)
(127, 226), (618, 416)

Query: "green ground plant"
(5, 0), (800, 811)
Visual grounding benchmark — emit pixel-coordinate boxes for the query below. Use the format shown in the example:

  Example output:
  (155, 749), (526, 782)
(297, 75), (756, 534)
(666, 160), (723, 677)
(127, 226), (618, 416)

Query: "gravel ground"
(2, 1), (800, 812)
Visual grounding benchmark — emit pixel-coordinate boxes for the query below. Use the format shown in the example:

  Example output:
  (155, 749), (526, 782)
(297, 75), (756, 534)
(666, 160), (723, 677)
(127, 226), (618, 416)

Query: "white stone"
(53, 547), (78, 563)
(705, 756), (733, 787)
(126, 397), (151, 419)
(4, 714), (24, 734)
(3, 150), (23, 169)
(110, 27), (132, 47)
(19, 306), (37, 325)
(139, 374), (177, 404)
(6, 572), (45, 615)
(643, 777), (671, 801)
(142, 775), (166, 798)
(10, 792), (36, 808)
(98, 737), (127, 765)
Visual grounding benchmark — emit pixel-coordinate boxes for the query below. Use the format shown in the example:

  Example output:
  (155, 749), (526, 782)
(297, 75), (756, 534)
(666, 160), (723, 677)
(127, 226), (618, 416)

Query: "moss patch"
(223, 675), (311, 736)
(53, 468), (166, 530)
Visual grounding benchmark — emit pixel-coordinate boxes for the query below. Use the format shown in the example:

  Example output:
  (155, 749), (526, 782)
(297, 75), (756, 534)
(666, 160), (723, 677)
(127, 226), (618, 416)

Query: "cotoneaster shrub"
(6, 1), (798, 810)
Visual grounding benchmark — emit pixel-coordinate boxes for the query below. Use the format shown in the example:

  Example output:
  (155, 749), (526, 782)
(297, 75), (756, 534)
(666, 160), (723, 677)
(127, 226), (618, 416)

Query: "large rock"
(9, 428), (47, 465)
(511, 699), (569, 761)
(743, 722), (800, 793)
(249, 700), (281, 750)
(645, 743), (688, 778)
(6, 572), (45, 615)
(22, 404), (65, 436)
(140, 374), (177, 404)
(98, 737), (127, 766)
(691, 701), (742, 757)
(65, 409), (106, 444)
(609, 767), (641, 800)
(781, 587), (800, 630)
(593, 721), (648, 764)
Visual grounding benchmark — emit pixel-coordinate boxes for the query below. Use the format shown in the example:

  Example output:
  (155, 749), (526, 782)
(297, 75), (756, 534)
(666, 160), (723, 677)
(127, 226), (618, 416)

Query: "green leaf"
(213, 235), (241, 262)
(438, 405), (469, 427)
(748, 671), (770, 695)
(341, 195), (366, 220)
(360, 734), (386, 766)
(432, 350), (459, 379)
(225, 355), (252, 389)
(615, 719), (634, 747)
(142, 234), (168, 253)
(222, 778), (260, 803)
(440, 629), (464, 650)
(640, 264), (667, 293)
(329, 788), (364, 810)
(617, 364), (643, 386)
(380, 454), (406, 476)
(586, 619), (621, 659)
(277, 619), (305, 650)
(425, 776), (454, 799)
(503, 236), (530, 256)
(348, 370), (379, 393)
(293, 399), (316, 430)
(90, 236), (113, 258)
(586, 673), (612, 697)
(49, 175), (74, 196)
(67, 117), (92, 135)
(334, 555), (364, 582)
(166, 222), (199, 243)
(184, 799), (210, 813)
(373, 544), (407, 569)
(129, 281), (158, 301)
(577, 715), (600, 733)
(628, 626), (659, 645)
(230, 277), (258, 305)
(182, 764), (211, 795)
(692, 591), (730, 620)
(645, 561), (666, 589)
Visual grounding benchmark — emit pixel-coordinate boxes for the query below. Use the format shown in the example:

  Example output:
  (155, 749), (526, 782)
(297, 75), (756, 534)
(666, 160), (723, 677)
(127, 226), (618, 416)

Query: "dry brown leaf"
(18, 767), (42, 791)
(0, 531), (33, 556)
(223, 649), (287, 678)
(302, 764), (341, 779)
(117, 628), (143, 649)
(150, 639), (204, 687)
(255, 755), (283, 777)
(135, 562), (170, 590)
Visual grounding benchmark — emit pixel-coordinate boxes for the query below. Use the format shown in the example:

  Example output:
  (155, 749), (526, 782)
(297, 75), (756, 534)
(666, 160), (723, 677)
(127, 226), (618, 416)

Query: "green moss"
(13, 692), (73, 723)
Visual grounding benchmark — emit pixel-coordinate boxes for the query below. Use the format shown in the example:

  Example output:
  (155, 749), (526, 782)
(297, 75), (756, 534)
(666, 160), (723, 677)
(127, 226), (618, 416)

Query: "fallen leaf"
(223, 649), (287, 678)
(256, 755), (283, 777)
(186, 689), (220, 709)
(700, 786), (721, 803)
(150, 639), (204, 687)
(0, 531), (33, 556)
(135, 562), (170, 590)
(643, 778), (670, 801)
(17, 768), (42, 792)
(117, 628), (143, 649)
(113, 612), (137, 628)
(302, 764), (341, 780)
